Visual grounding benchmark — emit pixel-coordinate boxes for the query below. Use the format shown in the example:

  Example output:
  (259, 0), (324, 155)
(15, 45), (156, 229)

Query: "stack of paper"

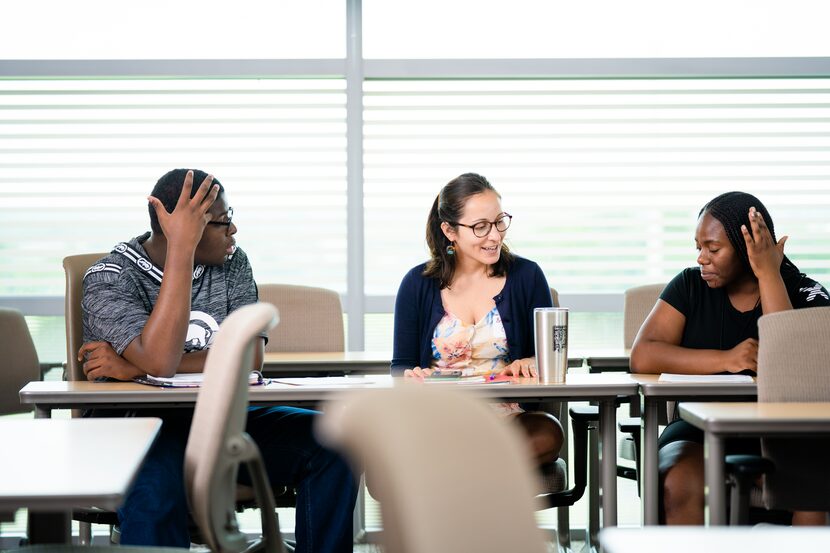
(134, 371), (264, 388)
(658, 374), (754, 383)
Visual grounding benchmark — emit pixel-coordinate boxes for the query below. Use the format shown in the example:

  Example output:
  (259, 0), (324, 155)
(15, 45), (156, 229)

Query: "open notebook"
(134, 370), (265, 388)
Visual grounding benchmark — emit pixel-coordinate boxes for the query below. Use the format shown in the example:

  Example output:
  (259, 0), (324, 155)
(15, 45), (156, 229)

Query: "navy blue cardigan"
(391, 256), (553, 374)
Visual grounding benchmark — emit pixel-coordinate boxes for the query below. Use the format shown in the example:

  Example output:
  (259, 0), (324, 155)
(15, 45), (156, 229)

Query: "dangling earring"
(446, 243), (455, 256)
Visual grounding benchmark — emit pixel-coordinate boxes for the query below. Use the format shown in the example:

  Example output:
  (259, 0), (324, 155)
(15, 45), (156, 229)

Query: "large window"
(1, 79), (347, 295)
(364, 78), (830, 295)
(3, 0), (830, 350)
(363, 0), (830, 59)
(1, 0), (345, 59)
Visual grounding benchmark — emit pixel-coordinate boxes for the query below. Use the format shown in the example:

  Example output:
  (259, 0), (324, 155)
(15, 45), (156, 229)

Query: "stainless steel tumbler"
(534, 307), (568, 384)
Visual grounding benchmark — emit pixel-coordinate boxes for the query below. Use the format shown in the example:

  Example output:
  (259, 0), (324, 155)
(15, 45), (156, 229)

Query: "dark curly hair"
(423, 173), (514, 288)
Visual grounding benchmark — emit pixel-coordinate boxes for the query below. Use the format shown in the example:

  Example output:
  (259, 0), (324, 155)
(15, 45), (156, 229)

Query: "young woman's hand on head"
(722, 337), (758, 373)
(147, 170), (219, 251)
(403, 366), (434, 381)
(500, 357), (537, 378)
(742, 206), (788, 281)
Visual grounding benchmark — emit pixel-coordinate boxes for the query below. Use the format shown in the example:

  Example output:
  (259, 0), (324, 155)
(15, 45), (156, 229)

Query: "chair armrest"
(618, 417), (641, 434)
(569, 405), (598, 422)
(725, 454), (775, 479)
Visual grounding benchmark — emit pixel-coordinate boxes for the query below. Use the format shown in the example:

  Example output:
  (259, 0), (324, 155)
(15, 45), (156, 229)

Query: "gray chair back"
(550, 286), (560, 307)
(63, 253), (108, 382)
(623, 283), (665, 349)
(0, 308), (40, 415)
(757, 306), (830, 511)
(258, 283), (344, 353)
(184, 303), (284, 553)
(317, 385), (547, 553)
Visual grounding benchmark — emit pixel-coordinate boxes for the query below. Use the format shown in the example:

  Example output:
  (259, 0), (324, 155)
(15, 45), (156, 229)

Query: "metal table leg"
(704, 432), (727, 525)
(641, 396), (660, 525)
(598, 399), (617, 527)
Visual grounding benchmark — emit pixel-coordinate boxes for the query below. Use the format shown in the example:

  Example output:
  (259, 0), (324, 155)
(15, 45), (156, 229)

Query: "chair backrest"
(757, 306), (830, 511)
(623, 283), (665, 349)
(0, 308), (40, 415)
(63, 252), (108, 382)
(185, 302), (284, 553)
(757, 306), (830, 402)
(257, 283), (344, 353)
(316, 385), (548, 553)
(550, 286), (560, 308)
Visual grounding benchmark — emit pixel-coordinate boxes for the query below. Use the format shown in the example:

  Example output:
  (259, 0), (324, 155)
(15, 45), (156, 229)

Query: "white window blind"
(364, 78), (830, 295)
(1, 78), (347, 295)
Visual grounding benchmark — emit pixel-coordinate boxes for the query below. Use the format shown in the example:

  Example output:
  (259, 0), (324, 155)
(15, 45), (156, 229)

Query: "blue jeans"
(116, 406), (357, 552)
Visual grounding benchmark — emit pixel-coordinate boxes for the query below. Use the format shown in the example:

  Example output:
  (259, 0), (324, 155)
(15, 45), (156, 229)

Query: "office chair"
(13, 304), (282, 553)
(61, 252), (123, 543)
(63, 253), (108, 383)
(582, 283), (665, 548)
(316, 385), (548, 553)
(185, 303), (286, 553)
(257, 284), (344, 353)
(0, 307), (40, 416)
(62, 254), (294, 543)
(728, 306), (830, 524)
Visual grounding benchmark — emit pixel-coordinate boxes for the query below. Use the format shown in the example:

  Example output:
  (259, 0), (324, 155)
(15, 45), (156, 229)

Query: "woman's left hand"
(500, 357), (537, 378)
(742, 206), (788, 281)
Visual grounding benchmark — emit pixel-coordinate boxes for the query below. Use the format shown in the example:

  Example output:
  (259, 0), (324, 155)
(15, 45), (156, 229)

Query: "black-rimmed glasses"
(207, 207), (233, 233)
(452, 213), (512, 237)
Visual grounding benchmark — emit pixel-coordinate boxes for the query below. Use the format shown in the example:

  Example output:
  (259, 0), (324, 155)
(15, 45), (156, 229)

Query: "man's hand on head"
(147, 169), (219, 251)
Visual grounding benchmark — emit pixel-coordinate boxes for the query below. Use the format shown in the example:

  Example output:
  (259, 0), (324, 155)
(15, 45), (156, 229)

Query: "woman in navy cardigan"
(391, 172), (564, 474)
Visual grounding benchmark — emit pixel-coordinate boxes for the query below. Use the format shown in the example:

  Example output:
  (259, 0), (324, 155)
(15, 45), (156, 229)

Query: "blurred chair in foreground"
(12, 304), (281, 553)
(186, 302), (286, 553)
(317, 385), (548, 553)
(729, 306), (830, 525)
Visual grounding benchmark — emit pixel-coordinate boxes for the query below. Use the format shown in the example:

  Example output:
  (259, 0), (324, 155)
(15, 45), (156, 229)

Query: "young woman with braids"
(631, 191), (830, 525)
(391, 173), (564, 484)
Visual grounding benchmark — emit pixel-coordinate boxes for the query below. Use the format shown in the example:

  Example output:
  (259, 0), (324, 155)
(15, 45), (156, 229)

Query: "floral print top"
(430, 306), (510, 377)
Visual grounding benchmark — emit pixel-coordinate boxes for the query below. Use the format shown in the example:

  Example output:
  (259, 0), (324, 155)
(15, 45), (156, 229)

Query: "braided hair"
(700, 191), (802, 285)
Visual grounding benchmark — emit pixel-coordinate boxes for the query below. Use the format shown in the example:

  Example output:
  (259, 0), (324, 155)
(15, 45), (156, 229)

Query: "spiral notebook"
(134, 370), (265, 388)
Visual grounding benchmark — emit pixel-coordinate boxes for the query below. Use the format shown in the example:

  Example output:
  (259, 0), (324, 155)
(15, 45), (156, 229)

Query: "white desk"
(680, 401), (830, 525)
(0, 418), (161, 543)
(20, 372), (636, 527)
(600, 527), (830, 553)
(633, 374), (757, 525)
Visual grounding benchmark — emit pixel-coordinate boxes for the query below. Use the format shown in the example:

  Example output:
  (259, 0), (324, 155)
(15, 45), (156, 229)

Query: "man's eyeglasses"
(207, 207), (233, 233)
(451, 213), (512, 237)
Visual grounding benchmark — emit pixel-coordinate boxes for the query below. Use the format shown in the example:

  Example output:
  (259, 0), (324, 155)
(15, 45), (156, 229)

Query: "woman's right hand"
(723, 338), (758, 373)
(403, 366), (434, 381)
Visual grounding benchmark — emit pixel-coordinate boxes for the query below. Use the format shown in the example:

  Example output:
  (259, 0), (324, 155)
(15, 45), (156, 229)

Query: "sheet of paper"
(658, 374), (754, 383)
(269, 376), (387, 387)
(134, 371), (262, 387)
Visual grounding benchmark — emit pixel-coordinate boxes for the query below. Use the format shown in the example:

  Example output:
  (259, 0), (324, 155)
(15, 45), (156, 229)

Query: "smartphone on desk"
(427, 369), (463, 378)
